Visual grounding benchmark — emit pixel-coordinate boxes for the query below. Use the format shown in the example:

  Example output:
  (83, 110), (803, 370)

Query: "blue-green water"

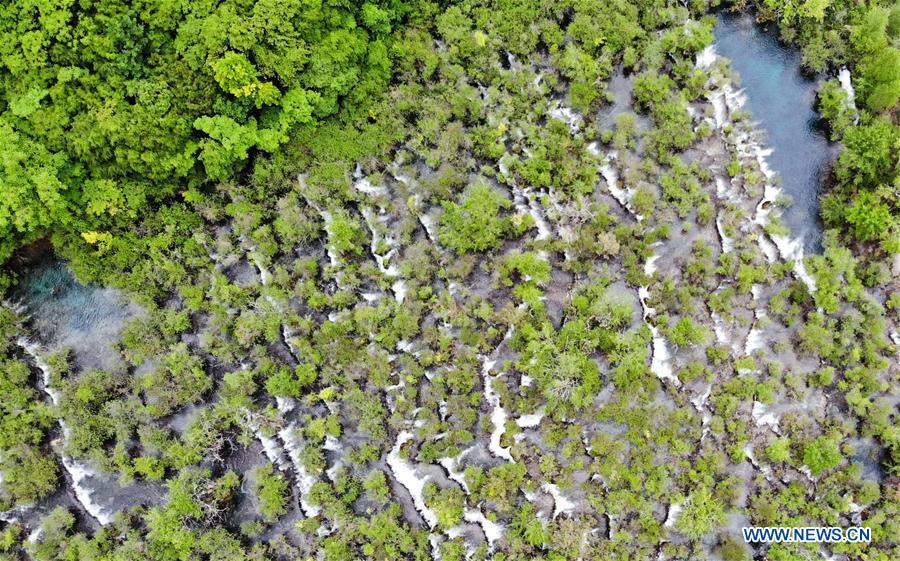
(12, 257), (139, 372)
(714, 12), (837, 251)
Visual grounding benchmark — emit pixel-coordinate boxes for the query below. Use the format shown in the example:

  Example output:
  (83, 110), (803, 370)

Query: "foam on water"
(61, 456), (112, 524)
(18, 339), (114, 524)
(438, 456), (469, 493)
(638, 249), (680, 387)
(744, 309), (767, 354)
(354, 177), (388, 196)
(387, 431), (438, 527)
(663, 502), (682, 528)
(547, 100), (582, 132)
(716, 216), (734, 253)
(751, 401), (780, 431)
(464, 508), (505, 546)
(481, 359), (513, 461)
(838, 68), (859, 124)
(542, 483), (576, 518)
(599, 155), (630, 212)
(278, 423), (321, 517)
(320, 210), (341, 269)
(516, 409), (545, 428)
(695, 45), (717, 69)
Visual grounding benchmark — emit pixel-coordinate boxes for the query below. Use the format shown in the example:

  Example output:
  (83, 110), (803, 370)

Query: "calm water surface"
(13, 256), (140, 372)
(714, 12), (838, 251)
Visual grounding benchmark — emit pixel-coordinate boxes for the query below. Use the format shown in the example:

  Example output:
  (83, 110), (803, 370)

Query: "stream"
(713, 11), (838, 251)
(11, 256), (141, 372)
(7, 256), (158, 526)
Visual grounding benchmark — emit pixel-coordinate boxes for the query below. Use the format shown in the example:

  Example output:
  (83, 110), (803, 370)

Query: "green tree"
(675, 487), (725, 540)
(844, 191), (893, 241)
(253, 463), (288, 522)
(425, 483), (465, 530)
(439, 181), (512, 254)
(802, 436), (842, 475)
(817, 80), (854, 140)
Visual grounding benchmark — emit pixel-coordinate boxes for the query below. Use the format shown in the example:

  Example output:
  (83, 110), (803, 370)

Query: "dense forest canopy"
(0, 0), (419, 282)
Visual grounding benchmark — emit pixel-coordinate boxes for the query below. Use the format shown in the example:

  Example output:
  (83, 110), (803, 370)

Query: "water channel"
(713, 11), (838, 251)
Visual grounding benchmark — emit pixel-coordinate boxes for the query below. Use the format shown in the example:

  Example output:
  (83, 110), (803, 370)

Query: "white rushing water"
(437, 452), (506, 548)
(511, 185), (552, 255)
(61, 457), (113, 525)
(696, 45), (716, 69)
(710, 310), (733, 347)
(387, 431), (439, 527)
(278, 423), (321, 517)
(418, 211), (439, 243)
(464, 508), (505, 546)
(438, 456), (469, 493)
(254, 423), (290, 471)
(743, 442), (774, 480)
(837, 68), (859, 124)
(758, 234), (778, 263)
(600, 152), (642, 221)
(361, 207), (407, 303)
(663, 502), (683, 529)
(716, 216), (734, 253)
(516, 411), (545, 428)
(319, 210), (341, 269)
(639, 250), (680, 387)
(690, 384), (714, 431)
(353, 176), (388, 197)
(541, 482), (576, 518)
(547, 99), (582, 132)
(770, 234), (817, 294)
(252, 255), (273, 288)
(702, 45), (819, 297)
(275, 396), (295, 413)
(17, 338), (113, 524)
(481, 359), (513, 461)
(751, 401), (780, 431)
(524, 189), (553, 242)
(744, 309), (767, 354)
(252, 255), (303, 363)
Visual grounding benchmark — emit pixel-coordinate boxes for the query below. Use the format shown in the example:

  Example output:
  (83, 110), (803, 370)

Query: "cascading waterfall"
(17, 337), (112, 524)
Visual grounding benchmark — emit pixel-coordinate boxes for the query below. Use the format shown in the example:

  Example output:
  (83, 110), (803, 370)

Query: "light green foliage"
(0, 523), (21, 552)
(835, 119), (898, 192)
(669, 317), (708, 348)
(802, 436), (842, 475)
(556, 43), (608, 111)
(518, 318), (606, 412)
(362, 470), (390, 503)
(253, 463), (289, 522)
(755, 1), (900, 246)
(326, 210), (365, 256)
(482, 462), (527, 513)
(844, 191), (893, 242)
(766, 437), (792, 463)
(266, 364), (318, 398)
(512, 503), (548, 548)
(140, 343), (212, 417)
(0, 0), (403, 271)
(674, 487), (725, 540)
(424, 483), (465, 530)
(440, 181), (512, 254)
(0, 121), (70, 270)
(817, 80), (855, 140)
